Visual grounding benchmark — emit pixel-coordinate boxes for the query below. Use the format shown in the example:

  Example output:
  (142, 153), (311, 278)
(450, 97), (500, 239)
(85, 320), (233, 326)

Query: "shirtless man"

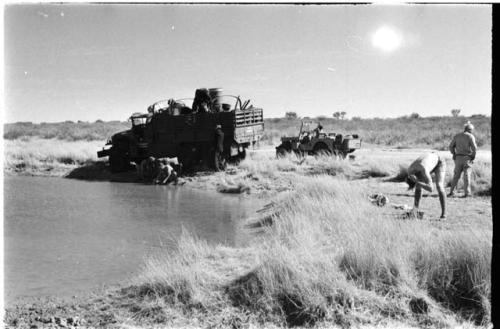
(406, 152), (447, 219)
(154, 158), (178, 185)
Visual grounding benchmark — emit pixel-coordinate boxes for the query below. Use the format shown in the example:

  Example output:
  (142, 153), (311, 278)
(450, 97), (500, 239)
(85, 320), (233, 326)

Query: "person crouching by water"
(154, 158), (178, 185)
(406, 153), (447, 219)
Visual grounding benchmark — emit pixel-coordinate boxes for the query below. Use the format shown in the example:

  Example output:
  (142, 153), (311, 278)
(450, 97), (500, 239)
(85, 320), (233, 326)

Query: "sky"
(4, 4), (492, 123)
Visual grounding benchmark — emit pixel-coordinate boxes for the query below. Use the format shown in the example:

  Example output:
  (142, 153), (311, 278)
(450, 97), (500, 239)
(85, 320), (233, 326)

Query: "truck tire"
(109, 148), (130, 173)
(178, 144), (198, 171)
(229, 148), (246, 165)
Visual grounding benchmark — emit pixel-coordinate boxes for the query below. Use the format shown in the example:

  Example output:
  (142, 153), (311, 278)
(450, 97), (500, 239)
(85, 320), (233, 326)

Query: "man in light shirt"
(448, 122), (477, 197)
(406, 153), (447, 219)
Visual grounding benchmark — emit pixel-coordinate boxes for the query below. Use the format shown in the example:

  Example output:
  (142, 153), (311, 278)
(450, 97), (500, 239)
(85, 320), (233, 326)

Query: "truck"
(275, 121), (361, 158)
(97, 88), (264, 172)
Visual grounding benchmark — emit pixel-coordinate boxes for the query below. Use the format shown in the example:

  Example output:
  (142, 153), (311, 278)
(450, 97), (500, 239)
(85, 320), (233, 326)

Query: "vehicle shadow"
(66, 161), (139, 183)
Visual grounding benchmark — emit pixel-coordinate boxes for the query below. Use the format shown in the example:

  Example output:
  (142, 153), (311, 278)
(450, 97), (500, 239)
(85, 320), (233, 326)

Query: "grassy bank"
(128, 178), (491, 327)
(3, 138), (492, 197)
(6, 176), (491, 328)
(207, 150), (491, 198)
(3, 138), (103, 176)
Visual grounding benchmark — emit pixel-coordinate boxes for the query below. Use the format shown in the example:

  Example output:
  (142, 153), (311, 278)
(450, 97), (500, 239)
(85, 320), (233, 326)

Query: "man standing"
(406, 153), (447, 219)
(448, 122), (477, 197)
(313, 124), (323, 138)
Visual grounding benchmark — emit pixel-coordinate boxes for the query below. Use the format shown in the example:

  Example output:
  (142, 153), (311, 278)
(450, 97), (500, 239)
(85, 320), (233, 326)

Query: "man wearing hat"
(448, 121), (478, 197)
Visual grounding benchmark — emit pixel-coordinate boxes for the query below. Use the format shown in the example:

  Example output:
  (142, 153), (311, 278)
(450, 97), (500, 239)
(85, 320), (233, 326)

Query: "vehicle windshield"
(132, 117), (147, 126)
(300, 122), (315, 134)
(130, 113), (150, 126)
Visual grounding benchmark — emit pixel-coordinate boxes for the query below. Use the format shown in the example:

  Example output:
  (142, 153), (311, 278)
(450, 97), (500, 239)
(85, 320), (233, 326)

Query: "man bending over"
(406, 153), (447, 219)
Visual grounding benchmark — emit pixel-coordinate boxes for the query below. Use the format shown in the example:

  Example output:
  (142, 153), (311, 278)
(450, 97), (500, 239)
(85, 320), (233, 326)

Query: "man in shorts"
(406, 152), (447, 219)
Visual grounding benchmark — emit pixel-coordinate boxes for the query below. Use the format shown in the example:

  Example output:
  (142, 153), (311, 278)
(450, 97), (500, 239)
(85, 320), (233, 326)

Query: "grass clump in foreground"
(127, 177), (491, 328)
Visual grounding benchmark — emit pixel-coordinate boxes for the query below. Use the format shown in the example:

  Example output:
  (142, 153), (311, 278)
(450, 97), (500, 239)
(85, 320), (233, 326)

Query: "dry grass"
(126, 177), (491, 328)
(4, 115), (490, 150)
(3, 120), (128, 141)
(4, 137), (491, 196)
(3, 138), (105, 176)
(262, 115), (491, 149)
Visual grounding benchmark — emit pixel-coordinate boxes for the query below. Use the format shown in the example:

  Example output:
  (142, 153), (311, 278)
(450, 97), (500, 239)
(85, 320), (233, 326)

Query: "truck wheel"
(178, 144), (197, 171)
(109, 149), (129, 172)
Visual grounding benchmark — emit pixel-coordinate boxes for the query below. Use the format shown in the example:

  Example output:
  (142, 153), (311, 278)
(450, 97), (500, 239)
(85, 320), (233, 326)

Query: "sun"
(372, 26), (402, 52)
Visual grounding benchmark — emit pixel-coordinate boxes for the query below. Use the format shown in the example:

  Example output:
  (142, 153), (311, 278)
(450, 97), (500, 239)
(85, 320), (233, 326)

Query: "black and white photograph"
(3, 2), (492, 328)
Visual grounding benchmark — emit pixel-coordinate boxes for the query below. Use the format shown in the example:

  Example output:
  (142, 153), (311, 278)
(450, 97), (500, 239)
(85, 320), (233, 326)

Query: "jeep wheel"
(313, 144), (332, 157)
(276, 146), (288, 158)
(293, 149), (306, 159)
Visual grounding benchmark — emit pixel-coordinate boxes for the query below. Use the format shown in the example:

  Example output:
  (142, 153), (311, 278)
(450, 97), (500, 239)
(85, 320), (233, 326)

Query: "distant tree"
(410, 112), (420, 119)
(285, 111), (297, 120)
(351, 116), (362, 121)
(451, 109), (461, 117)
(333, 111), (347, 120)
(95, 119), (104, 123)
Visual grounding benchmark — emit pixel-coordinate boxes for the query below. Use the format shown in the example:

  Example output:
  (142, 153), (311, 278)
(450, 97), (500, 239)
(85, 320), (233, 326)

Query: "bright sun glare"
(372, 26), (402, 52)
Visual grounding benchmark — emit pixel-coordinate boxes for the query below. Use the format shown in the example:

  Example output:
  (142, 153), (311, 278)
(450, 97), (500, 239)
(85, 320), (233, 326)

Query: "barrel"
(209, 88), (223, 111)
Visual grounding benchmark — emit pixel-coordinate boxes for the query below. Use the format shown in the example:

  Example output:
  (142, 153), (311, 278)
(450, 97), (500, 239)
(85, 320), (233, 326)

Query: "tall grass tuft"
(133, 176), (491, 327)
